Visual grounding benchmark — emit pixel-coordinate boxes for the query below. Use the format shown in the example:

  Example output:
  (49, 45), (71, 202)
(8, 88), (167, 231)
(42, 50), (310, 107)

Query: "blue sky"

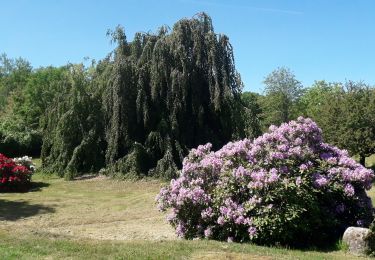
(1, 0), (374, 93)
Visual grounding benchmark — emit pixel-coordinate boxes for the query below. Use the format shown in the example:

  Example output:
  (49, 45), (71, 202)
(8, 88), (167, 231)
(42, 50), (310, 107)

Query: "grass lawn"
(367, 154), (375, 168)
(0, 172), (373, 259)
(352, 154), (375, 168)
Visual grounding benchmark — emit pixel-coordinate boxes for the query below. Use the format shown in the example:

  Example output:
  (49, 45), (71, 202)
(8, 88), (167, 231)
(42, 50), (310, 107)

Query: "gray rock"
(343, 227), (372, 256)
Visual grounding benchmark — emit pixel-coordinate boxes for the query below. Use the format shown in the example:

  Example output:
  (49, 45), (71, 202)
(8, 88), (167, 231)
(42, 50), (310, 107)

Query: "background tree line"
(243, 67), (375, 167)
(1, 14), (374, 179)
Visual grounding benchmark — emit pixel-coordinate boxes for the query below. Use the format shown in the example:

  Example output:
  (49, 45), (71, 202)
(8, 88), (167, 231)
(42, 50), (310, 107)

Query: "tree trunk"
(359, 154), (366, 167)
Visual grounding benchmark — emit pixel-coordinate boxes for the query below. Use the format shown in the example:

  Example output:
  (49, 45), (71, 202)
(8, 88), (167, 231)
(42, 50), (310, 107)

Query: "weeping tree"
(42, 13), (255, 178)
(41, 64), (106, 178)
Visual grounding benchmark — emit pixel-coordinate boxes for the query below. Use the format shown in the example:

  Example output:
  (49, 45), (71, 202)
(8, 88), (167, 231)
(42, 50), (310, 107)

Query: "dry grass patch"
(0, 174), (175, 241)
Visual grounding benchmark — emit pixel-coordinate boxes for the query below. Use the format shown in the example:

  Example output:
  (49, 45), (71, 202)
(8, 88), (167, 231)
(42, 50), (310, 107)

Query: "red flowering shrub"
(0, 153), (33, 191)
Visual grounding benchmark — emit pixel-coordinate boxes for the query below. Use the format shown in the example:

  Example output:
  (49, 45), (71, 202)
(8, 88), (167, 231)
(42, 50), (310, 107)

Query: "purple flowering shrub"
(156, 117), (374, 247)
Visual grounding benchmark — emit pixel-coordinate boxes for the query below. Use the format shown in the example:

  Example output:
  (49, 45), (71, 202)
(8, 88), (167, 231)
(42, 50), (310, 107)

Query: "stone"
(342, 227), (372, 256)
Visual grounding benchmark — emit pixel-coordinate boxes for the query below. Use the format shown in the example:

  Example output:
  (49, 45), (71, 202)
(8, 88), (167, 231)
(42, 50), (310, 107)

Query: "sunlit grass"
(352, 154), (375, 168)
(366, 154), (375, 168)
(0, 229), (365, 260)
(0, 171), (372, 259)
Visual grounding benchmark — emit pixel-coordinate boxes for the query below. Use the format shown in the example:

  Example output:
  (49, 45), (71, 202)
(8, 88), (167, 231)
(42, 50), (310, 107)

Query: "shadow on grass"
(0, 181), (50, 193)
(0, 199), (55, 221)
(29, 181), (50, 192)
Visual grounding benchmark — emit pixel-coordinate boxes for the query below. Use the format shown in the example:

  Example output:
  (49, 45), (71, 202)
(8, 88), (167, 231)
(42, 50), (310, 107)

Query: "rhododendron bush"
(0, 154), (34, 191)
(157, 117), (374, 247)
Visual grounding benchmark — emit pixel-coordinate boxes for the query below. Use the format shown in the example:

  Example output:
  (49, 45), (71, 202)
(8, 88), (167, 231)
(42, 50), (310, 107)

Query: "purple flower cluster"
(157, 117), (374, 245)
(313, 173), (329, 188)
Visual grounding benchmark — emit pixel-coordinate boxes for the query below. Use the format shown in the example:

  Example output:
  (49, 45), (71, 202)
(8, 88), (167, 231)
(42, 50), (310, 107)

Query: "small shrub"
(0, 154), (35, 191)
(157, 117), (374, 247)
(13, 155), (36, 172)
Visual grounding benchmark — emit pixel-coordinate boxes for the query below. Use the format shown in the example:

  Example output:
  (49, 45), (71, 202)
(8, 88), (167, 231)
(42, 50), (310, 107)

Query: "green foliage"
(0, 58), (67, 157)
(12, 66), (68, 128)
(41, 65), (105, 176)
(301, 80), (375, 166)
(261, 67), (304, 129)
(0, 116), (42, 157)
(42, 13), (251, 178)
(105, 143), (151, 179)
(335, 239), (349, 252)
(241, 92), (262, 138)
(299, 81), (343, 145)
(151, 149), (178, 179)
(0, 54), (32, 112)
(340, 82), (375, 164)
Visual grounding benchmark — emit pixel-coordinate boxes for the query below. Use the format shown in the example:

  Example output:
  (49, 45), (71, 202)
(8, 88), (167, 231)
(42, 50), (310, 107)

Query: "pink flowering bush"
(156, 117), (374, 247)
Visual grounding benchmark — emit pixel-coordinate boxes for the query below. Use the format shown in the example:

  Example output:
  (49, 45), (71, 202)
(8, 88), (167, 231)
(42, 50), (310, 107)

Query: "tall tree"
(301, 80), (375, 166)
(42, 13), (252, 178)
(299, 80), (344, 145)
(340, 82), (375, 166)
(0, 54), (32, 113)
(13, 66), (67, 127)
(262, 67), (304, 127)
(0, 55), (39, 156)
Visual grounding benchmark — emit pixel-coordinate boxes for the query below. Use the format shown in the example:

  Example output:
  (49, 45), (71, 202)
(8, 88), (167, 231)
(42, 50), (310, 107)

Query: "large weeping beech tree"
(42, 13), (255, 179)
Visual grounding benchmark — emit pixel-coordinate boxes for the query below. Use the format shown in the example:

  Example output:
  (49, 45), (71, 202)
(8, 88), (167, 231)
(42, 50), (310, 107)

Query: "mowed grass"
(367, 154), (375, 168)
(352, 154), (375, 168)
(0, 174), (175, 241)
(0, 173), (374, 259)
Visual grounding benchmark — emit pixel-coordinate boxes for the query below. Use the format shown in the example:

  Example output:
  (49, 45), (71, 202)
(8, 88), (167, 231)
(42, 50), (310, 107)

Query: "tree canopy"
(301, 81), (375, 165)
(261, 67), (304, 128)
(41, 13), (253, 178)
